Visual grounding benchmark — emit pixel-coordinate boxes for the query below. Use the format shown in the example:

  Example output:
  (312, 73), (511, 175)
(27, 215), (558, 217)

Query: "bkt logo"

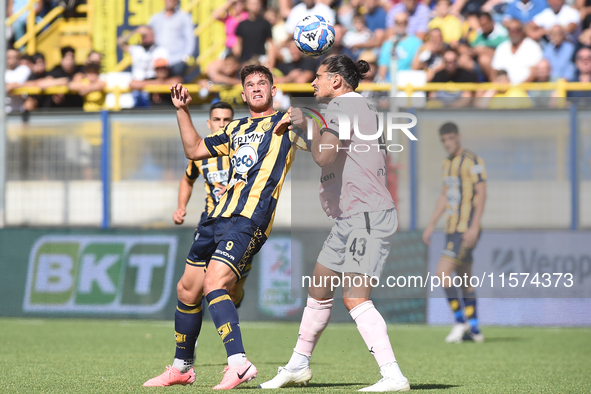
(23, 235), (177, 314)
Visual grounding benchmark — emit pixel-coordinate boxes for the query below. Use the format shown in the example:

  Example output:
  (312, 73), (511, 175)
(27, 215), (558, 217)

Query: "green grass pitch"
(1, 318), (590, 393)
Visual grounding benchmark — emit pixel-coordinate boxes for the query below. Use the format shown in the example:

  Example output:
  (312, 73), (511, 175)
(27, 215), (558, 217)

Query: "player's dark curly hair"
(320, 54), (370, 90)
(240, 65), (274, 86)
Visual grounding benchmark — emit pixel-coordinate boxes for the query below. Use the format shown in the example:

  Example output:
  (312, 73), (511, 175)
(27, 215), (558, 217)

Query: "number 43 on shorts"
(344, 229), (389, 278)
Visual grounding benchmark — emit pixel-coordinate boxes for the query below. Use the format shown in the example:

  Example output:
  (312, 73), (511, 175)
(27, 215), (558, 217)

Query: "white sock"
(173, 357), (193, 373)
(285, 350), (310, 372)
(228, 353), (247, 366)
(381, 362), (405, 381)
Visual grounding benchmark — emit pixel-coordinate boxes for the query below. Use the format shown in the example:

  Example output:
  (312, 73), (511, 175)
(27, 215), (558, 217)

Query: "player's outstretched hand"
(170, 83), (192, 110)
(173, 208), (186, 225)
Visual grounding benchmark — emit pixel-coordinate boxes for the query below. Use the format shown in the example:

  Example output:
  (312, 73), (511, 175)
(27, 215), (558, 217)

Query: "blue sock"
(463, 290), (480, 334)
(206, 289), (245, 357)
(174, 299), (203, 361)
(444, 287), (465, 323)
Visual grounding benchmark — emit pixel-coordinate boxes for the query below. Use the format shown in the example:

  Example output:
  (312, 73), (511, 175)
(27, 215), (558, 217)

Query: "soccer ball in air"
(293, 15), (335, 57)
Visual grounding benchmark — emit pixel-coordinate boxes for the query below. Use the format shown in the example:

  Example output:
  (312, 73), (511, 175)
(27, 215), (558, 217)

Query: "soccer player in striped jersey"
(422, 122), (487, 343)
(144, 65), (308, 389)
(261, 55), (410, 392)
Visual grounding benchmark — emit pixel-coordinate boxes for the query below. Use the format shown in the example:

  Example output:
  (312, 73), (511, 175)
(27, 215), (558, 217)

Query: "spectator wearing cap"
(378, 11), (422, 81)
(234, 0), (276, 68)
(38, 46), (84, 108)
(412, 28), (447, 81)
(118, 26), (169, 82)
(275, 41), (317, 83)
(149, 0), (195, 77)
(68, 62), (107, 112)
(429, 47), (477, 107)
(503, 0), (548, 24)
(491, 19), (543, 84)
(528, 0), (580, 41)
(285, 0), (336, 35)
(462, 12), (508, 80)
(543, 25), (576, 80)
(129, 57), (183, 107)
(5, 48), (32, 113)
(386, 0), (431, 40)
(358, 50), (388, 101)
(428, 0), (462, 46)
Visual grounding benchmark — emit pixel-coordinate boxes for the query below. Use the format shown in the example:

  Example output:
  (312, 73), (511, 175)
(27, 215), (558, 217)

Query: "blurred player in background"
(144, 66), (308, 389)
(422, 122), (487, 343)
(261, 55), (410, 392)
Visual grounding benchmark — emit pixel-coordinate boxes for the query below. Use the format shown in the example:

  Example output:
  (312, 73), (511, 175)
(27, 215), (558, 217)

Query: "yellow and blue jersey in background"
(185, 157), (230, 220)
(442, 149), (487, 234)
(203, 110), (309, 237)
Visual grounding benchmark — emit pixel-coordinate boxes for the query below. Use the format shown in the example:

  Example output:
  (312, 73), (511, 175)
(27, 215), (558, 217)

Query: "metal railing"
(9, 80), (591, 111)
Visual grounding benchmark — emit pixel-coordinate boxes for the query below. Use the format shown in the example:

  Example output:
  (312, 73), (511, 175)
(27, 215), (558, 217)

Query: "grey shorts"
(317, 208), (398, 277)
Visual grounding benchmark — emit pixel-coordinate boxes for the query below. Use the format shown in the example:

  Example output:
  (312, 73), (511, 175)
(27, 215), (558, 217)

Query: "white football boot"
(258, 366), (313, 388)
(359, 364), (410, 392)
(445, 322), (471, 343)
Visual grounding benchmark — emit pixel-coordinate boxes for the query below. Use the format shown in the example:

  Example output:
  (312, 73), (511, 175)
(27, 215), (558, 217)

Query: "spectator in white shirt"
(5, 49), (32, 113)
(117, 26), (169, 81)
(284, 0), (336, 35)
(492, 19), (543, 84)
(527, 0), (580, 41)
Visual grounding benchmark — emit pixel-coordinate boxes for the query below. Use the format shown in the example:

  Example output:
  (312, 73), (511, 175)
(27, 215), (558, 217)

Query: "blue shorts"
(186, 216), (266, 280)
(441, 231), (479, 265)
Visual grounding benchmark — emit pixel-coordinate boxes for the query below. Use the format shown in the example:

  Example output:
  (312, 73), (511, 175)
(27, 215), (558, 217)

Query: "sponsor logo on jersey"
(234, 132), (265, 148)
(23, 235), (177, 314)
(232, 145), (258, 175)
(207, 169), (229, 185)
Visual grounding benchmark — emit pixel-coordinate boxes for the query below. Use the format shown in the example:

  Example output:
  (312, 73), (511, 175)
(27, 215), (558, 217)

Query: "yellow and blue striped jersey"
(185, 156), (230, 215)
(442, 149), (486, 234)
(203, 110), (309, 237)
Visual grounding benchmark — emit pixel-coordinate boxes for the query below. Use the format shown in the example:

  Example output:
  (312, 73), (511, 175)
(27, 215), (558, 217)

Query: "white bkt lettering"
(307, 110), (418, 141)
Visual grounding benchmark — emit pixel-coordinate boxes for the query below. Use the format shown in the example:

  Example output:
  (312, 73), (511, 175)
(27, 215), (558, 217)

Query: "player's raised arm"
(171, 83), (213, 161)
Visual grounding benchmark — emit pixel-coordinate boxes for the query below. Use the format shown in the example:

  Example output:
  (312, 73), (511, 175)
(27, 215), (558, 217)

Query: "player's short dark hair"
(439, 122), (459, 136)
(320, 54), (369, 90)
(61, 46), (75, 57)
(209, 101), (234, 118)
(240, 65), (273, 86)
(32, 52), (45, 63)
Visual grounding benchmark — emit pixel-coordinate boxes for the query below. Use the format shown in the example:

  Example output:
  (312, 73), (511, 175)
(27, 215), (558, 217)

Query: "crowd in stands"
(5, 0), (591, 112)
